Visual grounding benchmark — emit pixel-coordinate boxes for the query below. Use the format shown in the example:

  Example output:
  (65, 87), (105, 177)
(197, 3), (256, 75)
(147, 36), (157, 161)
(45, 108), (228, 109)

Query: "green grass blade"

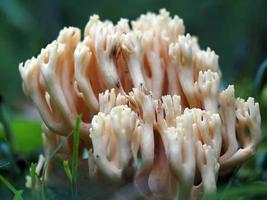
(0, 175), (17, 194)
(254, 58), (267, 98)
(0, 162), (10, 168)
(13, 190), (24, 200)
(202, 183), (267, 200)
(219, 167), (240, 200)
(0, 101), (20, 174)
(0, 99), (15, 150)
(41, 178), (45, 200)
(63, 160), (73, 184)
(0, 175), (24, 200)
(46, 137), (68, 165)
(72, 114), (82, 197)
(29, 163), (37, 198)
(41, 132), (72, 200)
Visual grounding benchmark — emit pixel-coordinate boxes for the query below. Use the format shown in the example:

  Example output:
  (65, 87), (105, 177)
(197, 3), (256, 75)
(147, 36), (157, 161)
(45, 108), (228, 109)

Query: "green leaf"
(260, 85), (267, 108)
(0, 175), (17, 193)
(0, 175), (24, 200)
(72, 114), (82, 197)
(13, 190), (24, 200)
(255, 58), (267, 98)
(0, 103), (15, 150)
(0, 162), (10, 168)
(12, 119), (42, 154)
(29, 162), (37, 198)
(202, 183), (267, 200)
(0, 119), (42, 154)
(30, 163), (37, 186)
(45, 134), (71, 166)
(63, 160), (73, 184)
(41, 132), (72, 200)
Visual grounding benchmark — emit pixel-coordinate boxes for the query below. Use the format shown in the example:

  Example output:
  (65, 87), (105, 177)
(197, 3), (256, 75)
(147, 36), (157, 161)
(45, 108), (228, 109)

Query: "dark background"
(0, 0), (267, 110)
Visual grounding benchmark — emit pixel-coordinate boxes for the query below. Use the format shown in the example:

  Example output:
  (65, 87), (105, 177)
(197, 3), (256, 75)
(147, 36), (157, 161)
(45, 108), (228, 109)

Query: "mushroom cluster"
(19, 9), (261, 199)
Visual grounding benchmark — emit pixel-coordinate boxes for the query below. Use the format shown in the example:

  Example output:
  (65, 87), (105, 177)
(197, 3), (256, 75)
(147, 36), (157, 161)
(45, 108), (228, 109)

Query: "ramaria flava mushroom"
(20, 9), (261, 200)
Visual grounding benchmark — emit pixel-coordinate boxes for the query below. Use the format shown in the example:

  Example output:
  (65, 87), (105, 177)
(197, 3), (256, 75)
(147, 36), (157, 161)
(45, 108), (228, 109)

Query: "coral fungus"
(20, 9), (261, 199)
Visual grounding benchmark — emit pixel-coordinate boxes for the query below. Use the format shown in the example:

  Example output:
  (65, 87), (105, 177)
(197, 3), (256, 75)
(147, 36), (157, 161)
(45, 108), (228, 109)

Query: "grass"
(203, 183), (267, 200)
(63, 160), (72, 185)
(0, 119), (42, 155)
(0, 175), (24, 200)
(62, 114), (82, 199)
(40, 131), (72, 200)
(71, 114), (81, 198)
(29, 163), (37, 199)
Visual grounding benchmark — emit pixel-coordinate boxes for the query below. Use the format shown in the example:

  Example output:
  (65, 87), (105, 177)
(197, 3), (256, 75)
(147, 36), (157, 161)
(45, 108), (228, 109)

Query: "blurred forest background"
(0, 0), (267, 110)
(0, 0), (267, 199)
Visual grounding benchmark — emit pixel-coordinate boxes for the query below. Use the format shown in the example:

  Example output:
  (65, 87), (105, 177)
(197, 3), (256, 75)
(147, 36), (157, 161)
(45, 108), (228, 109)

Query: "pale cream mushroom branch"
(116, 18), (130, 33)
(154, 94), (182, 147)
(39, 42), (72, 124)
(207, 112), (222, 158)
(132, 9), (185, 98)
(99, 88), (128, 114)
(74, 42), (99, 114)
(236, 97), (261, 149)
(128, 86), (155, 194)
(90, 105), (137, 180)
(188, 109), (222, 159)
(139, 97), (181, 198)
(120, 32), (148, 89)
(196, 142), (219, 194)
(39, 41), (90, 138)
(194, 47), (220, 78)
(220, 97), (261, 171)
(56, 27), (82, 117)
(84, 14), (101, 37)
(157, 10), (185, 98)
(19, 57), (69, 134)
(161, 95), (182, 127)
(148, 95), (182, 198)
(147, 132), (174, 199)
(131, 122), (142, 165)
(110, 105), (137, 168)
(159, 8), (185, 44)
(219, 86), (239, 166)
(165, 112), (196, 200)
(169, 34), (201, 108)
(88, 149), (97, 178)
(93, 23), (121, 89)
(194, 70), (220, 113)
(142, 31), (164, 98)
(89, 112), (121, 179)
